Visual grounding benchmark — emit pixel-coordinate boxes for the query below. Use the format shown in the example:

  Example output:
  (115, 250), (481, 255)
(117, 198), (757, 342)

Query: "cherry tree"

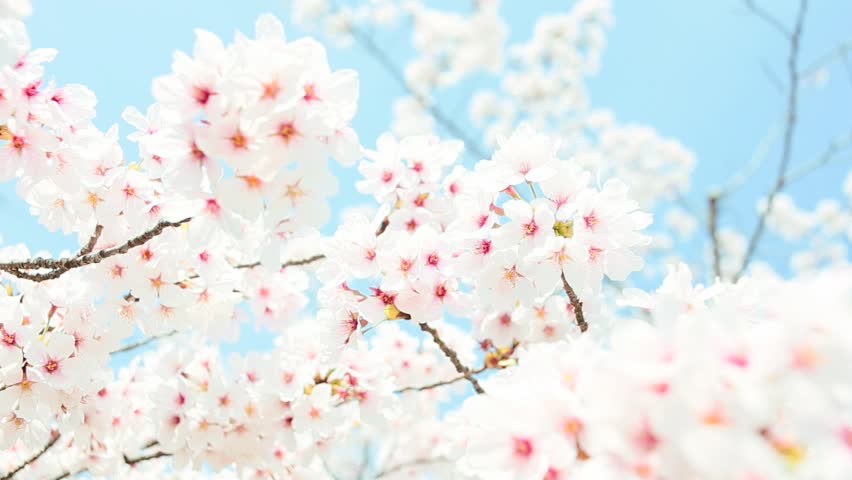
(0, 0), (850, 479)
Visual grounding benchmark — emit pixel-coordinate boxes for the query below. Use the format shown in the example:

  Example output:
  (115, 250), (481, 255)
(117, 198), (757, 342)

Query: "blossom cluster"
(0, 10), (355, 461)
(321, 123), (650, 349)
(455, 263), (852, 480)
(0, 1), (849, 479)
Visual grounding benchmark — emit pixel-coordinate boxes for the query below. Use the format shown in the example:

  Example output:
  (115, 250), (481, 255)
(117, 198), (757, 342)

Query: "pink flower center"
(278, 122), (298, 143)
(512, 437), (534, 458)
(476, 239), (492, 256)
(231, 129), (249, 150)
(192, 86), (213, 106)
(583, 211), (598, 230)
(302, 84), (320, 102)
(426, 252), (440, 266)
(11, 136), (25, 151)
(44, 359), (59, 373)
(205, 198), (221, 215)
(23, 81), (40, 98)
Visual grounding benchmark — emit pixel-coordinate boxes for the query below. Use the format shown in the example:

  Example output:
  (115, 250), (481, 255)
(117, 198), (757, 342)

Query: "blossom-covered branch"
(418, 322), (485, 394)
(0, 217), (192, 282)
(0, 432), (59, 480)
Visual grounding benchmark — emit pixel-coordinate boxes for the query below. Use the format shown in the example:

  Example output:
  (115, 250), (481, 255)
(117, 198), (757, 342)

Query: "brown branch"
(111, 331), (178, 354)
(418, 322), (485, 394)
(395, 365), (490, 393)
(708, 194), (722, 279)
(375, 216), (390, 237)
(77, 225), (103, 256)
(123, 450), (171, 465)
(0, 218), (192, 282)
(348, 26), (488, 161)
(51, 442), (169, 480)
(561, 273), (588, 332)
(735, 0), (808, 281)
(1, 432), (60, 479)
(233, 254), (326, 271)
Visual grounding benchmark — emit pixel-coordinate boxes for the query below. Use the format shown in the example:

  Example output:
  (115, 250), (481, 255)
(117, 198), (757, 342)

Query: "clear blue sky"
(4, 1), (851, 281)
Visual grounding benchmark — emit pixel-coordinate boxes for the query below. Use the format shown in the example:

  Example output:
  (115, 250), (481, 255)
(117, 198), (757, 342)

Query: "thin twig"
(1, 432), (60, 480)
(782, 131), (852, 186)
(375, 457), (451, 479)
(715, 115), (784, 198)
(111, 331), (178, 354)
(418, 322), (485, 394)
(743, 0), (791, 38)
(348, 26), (488, 161)
(800, 40), (852, 78)
(735, 0), (808, 281)
(51, 444), (170, 480)
(708, 194), (722, 279)
(77, 225), (103, 256)
(123, 450), (171, 465)
(395, 365), (490, 393)
(0, 218), (192, 282)
(233, 254), (326, 271)
(561, 273), (588, 332)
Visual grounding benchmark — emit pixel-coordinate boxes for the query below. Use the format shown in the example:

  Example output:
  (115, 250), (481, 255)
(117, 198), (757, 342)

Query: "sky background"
(3, 1), (851, 357)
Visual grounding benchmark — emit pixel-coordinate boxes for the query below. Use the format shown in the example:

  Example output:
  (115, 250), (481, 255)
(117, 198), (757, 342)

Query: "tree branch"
(348, 26), (488, 161)
(77, 225), (103, 256)
(743, 0), (791, 38)
(708, 194), (722, 279)
(734, 0), (808, 282)
(1, 432), (60, 480)
(123, 450), (171, 465)
(375, 457), (451, 479)
(395, 365), (490, 393)
(110, 331), (178, 355)
(782, 131), (852, 186)
(233, 254), (326, 271)
(0, 218), (192, 282)
(561, 273), (588, 332)
(418, 322), (485, 394)
(51, 442), (170, 480)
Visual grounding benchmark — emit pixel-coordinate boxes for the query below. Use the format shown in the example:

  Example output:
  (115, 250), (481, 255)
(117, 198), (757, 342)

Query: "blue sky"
(3, 1), (850, 302)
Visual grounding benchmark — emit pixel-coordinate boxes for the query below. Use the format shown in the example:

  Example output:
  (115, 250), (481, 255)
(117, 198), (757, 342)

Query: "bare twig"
(375, 457), (451, 479)
(77, 225), (103, 256)
(395, 365), (490, 393)
(51, 442), (170, 480)
(348, 27), (488, 161)
(782, 131), (852, 186)
(743, 0), (791, 38)
(1, 432), (60, 479)
(715, 115), (784, 198)
(111, 331), (178, 354)
(800, 40), (852, 78)
(735, 0), (808, 281)
(0, 218), (192, 282)
(123, 450), (171, 465)
(708, 194), (722, 279)
(561, 273), (588, 332)
(233, 254), (326, 271)
(418, 322), (485, 394)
